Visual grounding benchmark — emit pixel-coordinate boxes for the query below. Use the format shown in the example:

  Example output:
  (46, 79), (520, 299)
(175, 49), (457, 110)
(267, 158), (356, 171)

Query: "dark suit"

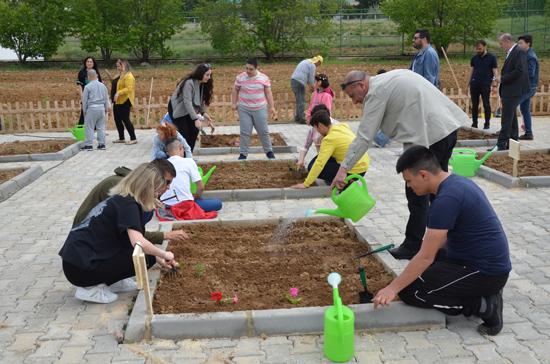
(498, 45), (530, 149)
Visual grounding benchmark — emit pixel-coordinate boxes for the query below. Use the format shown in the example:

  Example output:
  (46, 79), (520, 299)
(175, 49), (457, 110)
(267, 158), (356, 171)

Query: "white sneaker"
(108, 278), (138, 293)
(75, 284), (118, 303)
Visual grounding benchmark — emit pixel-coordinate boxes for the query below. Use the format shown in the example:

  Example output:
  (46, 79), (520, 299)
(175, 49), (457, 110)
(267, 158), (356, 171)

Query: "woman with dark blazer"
(169, 64), (214, 151)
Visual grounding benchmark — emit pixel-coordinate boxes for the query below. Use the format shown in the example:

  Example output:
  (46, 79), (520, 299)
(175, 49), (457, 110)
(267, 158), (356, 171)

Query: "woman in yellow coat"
(113, 59), (137, 144)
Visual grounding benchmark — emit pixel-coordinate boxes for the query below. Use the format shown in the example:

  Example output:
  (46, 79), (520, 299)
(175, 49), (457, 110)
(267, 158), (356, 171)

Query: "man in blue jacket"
(410, 29), (440, 88)
(517, 34), (539, 140)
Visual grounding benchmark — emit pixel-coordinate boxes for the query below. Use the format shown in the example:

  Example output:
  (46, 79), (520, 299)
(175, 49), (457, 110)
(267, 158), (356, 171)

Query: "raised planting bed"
(478, 149), (550, 188)
(456, 127), (498, 147)
(0, 166), (44, 202)
(199, 160), (331, 201)
(195, 133), (296, 155)
(0, 139), (82, 162)
(125, 217), (445, 342)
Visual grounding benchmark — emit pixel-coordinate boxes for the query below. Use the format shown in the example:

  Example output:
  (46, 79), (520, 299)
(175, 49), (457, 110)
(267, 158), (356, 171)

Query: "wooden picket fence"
(1, 86), (549, 133)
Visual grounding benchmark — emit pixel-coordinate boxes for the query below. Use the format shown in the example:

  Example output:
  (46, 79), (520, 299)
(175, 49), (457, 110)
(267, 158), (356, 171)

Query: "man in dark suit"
(495, 33), (530, 150)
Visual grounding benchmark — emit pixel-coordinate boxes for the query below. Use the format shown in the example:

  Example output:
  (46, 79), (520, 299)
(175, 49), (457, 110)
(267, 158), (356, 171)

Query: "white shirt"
(506, 43), (517, 60)
(161, 155), (201, 205)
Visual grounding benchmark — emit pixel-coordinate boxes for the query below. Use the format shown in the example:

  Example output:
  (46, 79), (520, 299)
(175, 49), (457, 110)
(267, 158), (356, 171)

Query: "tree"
(127, 0), (186, 62)
(381, 0), (507, 53)
(196, 0), (338, 60)
(0, 0), (70, 63)
(68, 0), (132, 62)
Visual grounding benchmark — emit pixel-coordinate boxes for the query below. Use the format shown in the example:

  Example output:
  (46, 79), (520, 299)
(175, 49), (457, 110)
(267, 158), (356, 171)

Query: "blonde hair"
(110, 163), (164, 211)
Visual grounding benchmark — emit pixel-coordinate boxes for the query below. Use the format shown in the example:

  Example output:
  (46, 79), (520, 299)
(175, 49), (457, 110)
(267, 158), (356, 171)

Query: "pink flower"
(290, 287), (299, 298)
(232, 294), (239, 304)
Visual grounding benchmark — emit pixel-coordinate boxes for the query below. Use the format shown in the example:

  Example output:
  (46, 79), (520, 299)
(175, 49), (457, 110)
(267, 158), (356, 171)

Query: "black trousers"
(470, 84), (492, 125)
(113, 100), (137, 141)
(403, 130), (457, 252)
(78, 107), (85, 125)
(307, 156), (366, 185)
(399, 261), (508, 316)
(62, 250), (155, 287)
(497, 96), (521, 150)
(173, 114), (200, 151)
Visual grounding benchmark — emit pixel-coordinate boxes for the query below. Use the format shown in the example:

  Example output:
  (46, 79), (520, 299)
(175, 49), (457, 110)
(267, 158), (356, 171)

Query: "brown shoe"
(125, 140), (138, 145)
(518, 134), (534, 140)
(112, 139), (125, 144)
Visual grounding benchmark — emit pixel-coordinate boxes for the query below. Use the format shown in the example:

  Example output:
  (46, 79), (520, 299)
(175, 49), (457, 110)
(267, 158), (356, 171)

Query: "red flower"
(211, 291), (223, 302)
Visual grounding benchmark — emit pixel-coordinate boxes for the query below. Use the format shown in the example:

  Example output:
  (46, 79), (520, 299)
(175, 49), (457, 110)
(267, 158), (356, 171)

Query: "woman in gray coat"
(168, 64), (214, 151)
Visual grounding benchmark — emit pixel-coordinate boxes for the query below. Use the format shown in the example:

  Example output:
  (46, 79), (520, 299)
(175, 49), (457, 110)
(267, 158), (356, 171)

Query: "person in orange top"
(113, 59), (137, 145)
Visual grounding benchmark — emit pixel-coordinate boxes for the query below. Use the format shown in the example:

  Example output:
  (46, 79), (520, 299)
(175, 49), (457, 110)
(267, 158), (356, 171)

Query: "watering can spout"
(315, 207), (346, 219)
(202, 165), (216, 185)
(478, 146), (497, 165)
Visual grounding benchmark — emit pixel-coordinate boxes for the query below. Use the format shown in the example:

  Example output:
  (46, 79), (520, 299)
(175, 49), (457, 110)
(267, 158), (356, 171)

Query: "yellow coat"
(115, 72), (135, 105)
(304, 123), (369, 187)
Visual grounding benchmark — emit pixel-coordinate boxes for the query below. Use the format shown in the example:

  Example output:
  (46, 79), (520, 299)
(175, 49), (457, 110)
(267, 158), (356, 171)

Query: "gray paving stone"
(7, 332), (41, 352)
(465, 343), (505, 362)
(57, 346), (90, 364)
(355, 350), (382, 364)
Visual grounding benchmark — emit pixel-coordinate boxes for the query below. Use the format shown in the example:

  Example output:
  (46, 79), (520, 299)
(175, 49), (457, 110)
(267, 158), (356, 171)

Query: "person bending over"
(159, 139), (222, 220)
(59, 163), (178, 304)
(291, 109), (369, 189)
(373, 146), (511, 336)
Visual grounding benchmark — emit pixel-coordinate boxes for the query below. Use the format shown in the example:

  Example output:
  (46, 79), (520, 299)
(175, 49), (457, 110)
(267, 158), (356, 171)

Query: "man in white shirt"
(160, 139), (222, 212)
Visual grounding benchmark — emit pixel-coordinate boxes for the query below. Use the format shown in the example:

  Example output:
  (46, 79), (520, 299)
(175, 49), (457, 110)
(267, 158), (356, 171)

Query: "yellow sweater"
(304, 123), (370, 187)
(115, 72), (135, 105)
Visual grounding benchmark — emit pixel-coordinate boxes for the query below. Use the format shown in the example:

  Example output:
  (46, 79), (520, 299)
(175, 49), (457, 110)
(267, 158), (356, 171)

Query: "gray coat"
(170, 78), (205, 120)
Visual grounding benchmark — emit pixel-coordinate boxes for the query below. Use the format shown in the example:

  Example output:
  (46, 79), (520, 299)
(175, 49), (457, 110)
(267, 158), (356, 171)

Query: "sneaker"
(75, 284), (118, 303)
(483, 122), (490, 130)
(97, 144), (106, 150)
(112, 139), (125, 144)
(238, 154), (247, 160)
(80, 145), (93, 151)
(125, 140), (138, 145)
(266, 151), (276, 159)
(518, 134), (534, 140)
(471, 122), (478, 128)
(389, 245), (418, 260)
(108, 278), (138, 293)
(477, 289), (503, 336)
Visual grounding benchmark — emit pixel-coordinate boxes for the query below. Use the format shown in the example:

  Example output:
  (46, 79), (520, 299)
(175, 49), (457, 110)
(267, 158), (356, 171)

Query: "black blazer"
(499, 45), (530, 98)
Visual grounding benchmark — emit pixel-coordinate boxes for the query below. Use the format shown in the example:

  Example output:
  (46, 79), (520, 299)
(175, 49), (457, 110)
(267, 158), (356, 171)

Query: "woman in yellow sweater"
(113, 59), (137, 144)
(291, 109), (369, 188)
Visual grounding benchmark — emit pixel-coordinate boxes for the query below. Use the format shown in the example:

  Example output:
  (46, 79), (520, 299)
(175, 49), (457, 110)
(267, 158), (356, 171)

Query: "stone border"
(195, 145), (297, 155)
(0, 140), (82, 163)
(0, 165), (44, 202)
(476, 149), (550, 188)
(456, 126), (497, 147)
(202, 186), (331, 201)
(124, 216), (445, 342)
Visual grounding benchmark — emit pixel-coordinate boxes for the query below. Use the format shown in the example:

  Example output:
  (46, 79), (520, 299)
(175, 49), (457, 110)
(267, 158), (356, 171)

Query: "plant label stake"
(509, 139), (520, 177)
(132, 243), (153, 340)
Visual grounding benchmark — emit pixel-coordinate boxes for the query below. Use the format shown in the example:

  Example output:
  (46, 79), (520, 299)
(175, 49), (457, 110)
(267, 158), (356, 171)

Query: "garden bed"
(456, 127), (498, 147)
(0, 139), (81, 162)
(0, 166), (44, 202)
(153, 219), (394, 314)
(477, 149), (550, 188)
(0, 168), (26, 183)
(196, 133), (296, 155)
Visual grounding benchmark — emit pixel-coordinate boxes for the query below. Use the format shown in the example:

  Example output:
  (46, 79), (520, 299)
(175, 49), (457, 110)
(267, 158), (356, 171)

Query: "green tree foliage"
(68, 0), (132, 62)
(127, 0), (186, 62)
(0, 0), (69, 63)
(196, 0), (337, 60)
(381, 0), (507, 53)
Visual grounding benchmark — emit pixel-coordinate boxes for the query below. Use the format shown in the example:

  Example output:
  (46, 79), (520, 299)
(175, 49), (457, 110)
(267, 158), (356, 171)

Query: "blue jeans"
(290, 79), (306, 122)
(519, 88), (537, 135)
(374, 131), (391, 147)
(195, 198), (222, 212)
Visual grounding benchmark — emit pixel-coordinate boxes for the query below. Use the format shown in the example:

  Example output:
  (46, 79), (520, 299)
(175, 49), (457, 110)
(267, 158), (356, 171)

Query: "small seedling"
(193, 263), (205, 278)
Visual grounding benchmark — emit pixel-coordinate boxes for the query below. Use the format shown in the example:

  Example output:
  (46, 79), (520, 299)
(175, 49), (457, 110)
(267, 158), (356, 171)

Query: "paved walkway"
(1, 118), (550, 363)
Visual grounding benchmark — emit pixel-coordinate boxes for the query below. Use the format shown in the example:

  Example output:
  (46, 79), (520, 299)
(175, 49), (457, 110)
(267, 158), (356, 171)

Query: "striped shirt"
(235, 71), (271, 110)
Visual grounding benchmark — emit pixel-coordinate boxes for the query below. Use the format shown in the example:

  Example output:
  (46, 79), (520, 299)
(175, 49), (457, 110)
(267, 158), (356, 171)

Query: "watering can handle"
(331, 174), (368, 200)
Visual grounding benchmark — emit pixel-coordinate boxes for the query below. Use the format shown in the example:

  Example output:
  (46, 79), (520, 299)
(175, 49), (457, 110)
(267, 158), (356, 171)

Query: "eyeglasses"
(340, 79), (363, 90)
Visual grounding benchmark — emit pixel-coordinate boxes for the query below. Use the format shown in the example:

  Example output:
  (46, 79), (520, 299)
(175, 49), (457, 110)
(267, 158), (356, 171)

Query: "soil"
(201, 160), (309, 190)
(0, 139), (74, 156)
(200, 133), (287, 148)
(482, 152), (550, 177)
(458, 128), (498, 140)
(153, 219), (395, 314)
(0, 168), (27, 183)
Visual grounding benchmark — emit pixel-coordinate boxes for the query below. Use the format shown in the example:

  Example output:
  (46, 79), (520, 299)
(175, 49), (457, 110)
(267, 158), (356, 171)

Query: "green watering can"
(449, 147), (496, 177)
(316, 174), (376, 223)
(190, 165), (216, 194)
(324, 272), (355, 362)
(68, 125), (85, 141)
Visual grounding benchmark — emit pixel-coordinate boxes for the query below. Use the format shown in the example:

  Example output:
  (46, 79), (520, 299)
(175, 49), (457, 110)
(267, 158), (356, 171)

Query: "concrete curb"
(202, 186), (331, 201)
(125, 216), (445, 342)
(456, 139), (497, 147)
(0, 165), (44, 202)
(195, 145), (297, 155)
(0, 141), (82, 163)
(476, 149), (550, 188)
